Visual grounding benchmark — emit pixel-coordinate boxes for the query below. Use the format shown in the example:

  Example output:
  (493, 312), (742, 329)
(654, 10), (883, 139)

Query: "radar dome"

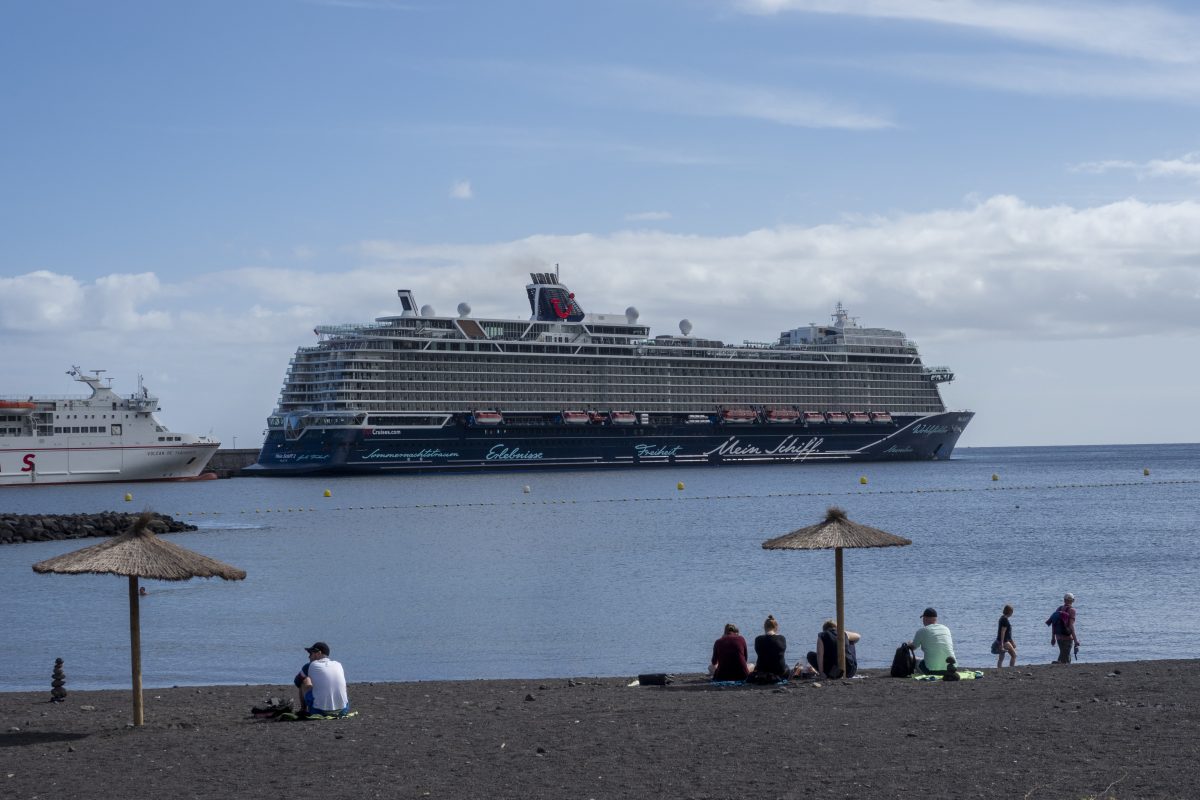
(420, 304), (436, 318)
(457, 302), (471, 318)
(625, 306), (639, 323)
(679, 319), (692, 336)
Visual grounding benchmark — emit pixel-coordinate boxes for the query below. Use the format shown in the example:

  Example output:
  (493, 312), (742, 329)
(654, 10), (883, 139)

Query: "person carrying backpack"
(1048, 593), (1080, 663)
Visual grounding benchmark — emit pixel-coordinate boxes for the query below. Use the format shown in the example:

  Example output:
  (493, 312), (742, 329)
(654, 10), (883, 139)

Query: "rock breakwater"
(0, 512), (196, 546)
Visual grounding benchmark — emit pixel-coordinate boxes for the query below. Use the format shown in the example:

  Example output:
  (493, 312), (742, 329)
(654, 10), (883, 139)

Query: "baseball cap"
(922, 607), (938, 618)
(305, 641), (330, 656)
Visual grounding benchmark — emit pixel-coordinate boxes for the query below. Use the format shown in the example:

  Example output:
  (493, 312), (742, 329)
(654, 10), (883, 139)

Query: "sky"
(4, 0), (1200, 449)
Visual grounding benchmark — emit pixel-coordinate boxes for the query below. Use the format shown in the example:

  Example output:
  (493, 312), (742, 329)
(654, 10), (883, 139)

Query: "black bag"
(990, 638), (1001, 655)
(890, 643), (916, 678)
(637, 673), (668, 686)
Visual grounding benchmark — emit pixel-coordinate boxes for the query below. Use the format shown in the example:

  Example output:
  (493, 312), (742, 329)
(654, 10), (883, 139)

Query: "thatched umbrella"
(762, 507), (911, 677)
(32, 511), (245, 725)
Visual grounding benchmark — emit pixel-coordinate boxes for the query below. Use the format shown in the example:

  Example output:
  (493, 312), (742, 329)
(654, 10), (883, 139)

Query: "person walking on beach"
(1051, 593), (1080, 664)
(750, 615), (788, 681)
(909, 607), (956, 675)
(806, 619), (861, 679)
(709, 623), (750, 681)
(294, 641), (350, 716)
(995, 604), (1017, 668)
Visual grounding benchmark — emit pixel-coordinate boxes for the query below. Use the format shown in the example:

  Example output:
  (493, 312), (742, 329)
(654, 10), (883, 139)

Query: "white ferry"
(0, 368), (220, 486)
(249, 271), (973, 475)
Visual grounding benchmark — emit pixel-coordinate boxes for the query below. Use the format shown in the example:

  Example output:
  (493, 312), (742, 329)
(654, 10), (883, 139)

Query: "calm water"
(2, 444), (1198, 691)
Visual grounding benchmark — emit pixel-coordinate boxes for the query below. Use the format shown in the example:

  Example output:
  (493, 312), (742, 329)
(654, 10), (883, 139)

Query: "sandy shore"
(3, 659), (1198, 800)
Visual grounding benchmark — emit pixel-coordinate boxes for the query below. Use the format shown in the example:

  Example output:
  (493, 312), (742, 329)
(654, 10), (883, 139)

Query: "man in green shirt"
(909, 607), (956, 675)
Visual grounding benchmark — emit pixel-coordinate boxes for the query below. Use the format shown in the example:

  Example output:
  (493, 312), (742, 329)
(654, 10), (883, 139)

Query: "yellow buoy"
(859, 476), (867, 485)
(992, 473), (999, 481)
(323, 489), (332, 498)
(1143, 468), (1150, 476)
(523, 485), (531, 494)
(124, 493), (132, 502)
(677, 481), (685, 490)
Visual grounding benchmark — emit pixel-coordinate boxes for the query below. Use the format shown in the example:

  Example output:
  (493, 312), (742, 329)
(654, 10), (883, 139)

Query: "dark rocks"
(0, 512), (196, 546)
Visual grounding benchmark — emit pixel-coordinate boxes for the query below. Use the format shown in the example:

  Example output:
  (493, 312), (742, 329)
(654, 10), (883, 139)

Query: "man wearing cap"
(294, 641), (350, 716)
(1053, 593), (1080, 664)
(908, 608), (956, 675)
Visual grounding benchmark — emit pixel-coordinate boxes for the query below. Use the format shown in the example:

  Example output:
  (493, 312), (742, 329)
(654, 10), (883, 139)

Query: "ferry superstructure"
(0, 368), (220, 486)
(249, 272), (972, 475)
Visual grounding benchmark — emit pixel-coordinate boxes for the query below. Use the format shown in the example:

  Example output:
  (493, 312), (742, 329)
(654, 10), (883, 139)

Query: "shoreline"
(4, 658), (1198, 799)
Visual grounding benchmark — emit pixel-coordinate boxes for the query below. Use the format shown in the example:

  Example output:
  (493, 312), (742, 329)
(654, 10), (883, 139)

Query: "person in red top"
(709, 623), (750, 681)
(1053, 593), (1080, 664)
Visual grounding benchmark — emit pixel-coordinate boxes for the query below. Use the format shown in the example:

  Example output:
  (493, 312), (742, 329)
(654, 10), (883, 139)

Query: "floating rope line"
(178, 477), (1200, 518)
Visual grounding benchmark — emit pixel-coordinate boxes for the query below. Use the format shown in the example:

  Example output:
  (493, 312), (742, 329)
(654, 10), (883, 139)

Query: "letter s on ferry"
(21, 453), (36, 472)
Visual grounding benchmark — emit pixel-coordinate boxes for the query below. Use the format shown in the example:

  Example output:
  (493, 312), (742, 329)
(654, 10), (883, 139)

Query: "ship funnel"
(397, 290), (418, 317)
(526, 272), (585, 322)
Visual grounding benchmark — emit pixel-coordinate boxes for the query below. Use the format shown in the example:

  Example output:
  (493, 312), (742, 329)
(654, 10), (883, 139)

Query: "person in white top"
(293, 641), (350, 715)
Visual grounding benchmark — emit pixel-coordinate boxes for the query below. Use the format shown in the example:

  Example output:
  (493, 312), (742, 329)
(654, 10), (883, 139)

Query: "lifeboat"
(848, 412), (870, 423)
(825, 412), (848, 424)
(869, 411), (893, 423)
(610, 411), (637, 425)
(0, 401), (36, 414)
(802, 411), (826, 424)
(561, 411), (590, 425)
(471, 410), (503, 426)
(765, 409), (800, 423)
(720, 408), (758, 424)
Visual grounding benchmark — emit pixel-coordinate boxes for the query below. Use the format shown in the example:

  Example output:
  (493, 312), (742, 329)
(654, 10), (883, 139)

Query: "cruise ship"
(249, 272), (972, 475)
(0, 368), (220, 486)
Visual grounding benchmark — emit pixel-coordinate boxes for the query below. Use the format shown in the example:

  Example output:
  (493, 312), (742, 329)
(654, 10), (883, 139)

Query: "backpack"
(1046, 607), (1070, 637)
(890, 643), (916, 677)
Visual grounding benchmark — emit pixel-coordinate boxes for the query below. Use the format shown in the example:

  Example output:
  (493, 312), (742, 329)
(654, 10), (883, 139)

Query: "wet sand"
(3, 659), (1198, 799)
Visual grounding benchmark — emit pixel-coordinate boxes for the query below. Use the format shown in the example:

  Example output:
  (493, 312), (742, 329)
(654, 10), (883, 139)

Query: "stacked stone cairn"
(51, 658), (66, 702)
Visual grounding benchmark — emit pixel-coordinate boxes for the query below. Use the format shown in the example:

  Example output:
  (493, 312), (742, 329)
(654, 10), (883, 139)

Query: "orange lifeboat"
(848, 412), (870, 423)
(561, 411), (590, 425)
(765, 409), (800, 423)
(825, 412), (849, 424)
(869, 411), (893, 423)
(0, 401), (36, 414)
(802, 411), (826, 424)
(720, 408), (757, 424)
(471, 411), (503, 425)
(610, 411), (637, 425)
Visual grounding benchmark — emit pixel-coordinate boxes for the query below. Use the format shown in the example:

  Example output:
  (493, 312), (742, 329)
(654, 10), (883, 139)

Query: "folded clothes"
(912, 671), (984, 682)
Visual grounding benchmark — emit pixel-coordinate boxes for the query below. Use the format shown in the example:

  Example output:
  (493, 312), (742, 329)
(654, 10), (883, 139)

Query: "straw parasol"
(762, 507), (911, 677)
(32, 511), (246, 725)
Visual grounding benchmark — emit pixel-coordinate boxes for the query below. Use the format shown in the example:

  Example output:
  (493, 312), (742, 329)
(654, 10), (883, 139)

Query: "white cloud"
(625, 211), (673, 221)
(0, 271), (85, 329)
(450, 180), (473, 199)
(586, 66), (894, 130)
(1074, 152), (1200, 181)
(736, 1), (1200, 64)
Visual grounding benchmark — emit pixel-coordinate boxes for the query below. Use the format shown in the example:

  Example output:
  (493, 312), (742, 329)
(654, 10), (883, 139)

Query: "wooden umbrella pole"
(128, 575), (143, 726)
(835, 547), (846, 677)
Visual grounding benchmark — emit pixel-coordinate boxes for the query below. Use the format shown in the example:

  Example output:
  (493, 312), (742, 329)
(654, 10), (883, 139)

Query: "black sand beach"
(3, 660), (1197, 800)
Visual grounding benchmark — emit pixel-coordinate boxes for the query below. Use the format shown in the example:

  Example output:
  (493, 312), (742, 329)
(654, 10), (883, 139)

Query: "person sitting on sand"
(749, 615), (788, 681)
(996, 604), (1017, 668)
(806, 619), (861, 679)
(909, 607), (956, 675)
(709, 623), (751, 681)
(294, 641), (350, 716)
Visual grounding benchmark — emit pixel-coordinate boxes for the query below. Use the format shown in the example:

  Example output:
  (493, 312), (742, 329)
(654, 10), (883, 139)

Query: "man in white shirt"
(293, 641), (350, 716)
(908, 607), (956, 675)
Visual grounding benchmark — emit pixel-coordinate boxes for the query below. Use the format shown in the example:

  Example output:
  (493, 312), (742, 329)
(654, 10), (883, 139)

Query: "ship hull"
(246, 411), (973, 476)
(0, 441), (221, 487)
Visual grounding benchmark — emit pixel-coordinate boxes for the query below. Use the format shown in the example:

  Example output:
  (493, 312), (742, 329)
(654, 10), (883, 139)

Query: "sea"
(2, 443), (1198, 692)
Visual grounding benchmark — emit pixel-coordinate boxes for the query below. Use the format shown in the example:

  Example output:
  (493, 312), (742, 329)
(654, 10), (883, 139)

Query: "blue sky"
(4, 0), (1200, 448)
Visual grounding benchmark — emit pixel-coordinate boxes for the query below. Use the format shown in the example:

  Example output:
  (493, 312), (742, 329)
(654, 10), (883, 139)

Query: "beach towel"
(709, 680), (747, 688)
(912, 671), (984, 682)
(274, 710), (359, 721)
